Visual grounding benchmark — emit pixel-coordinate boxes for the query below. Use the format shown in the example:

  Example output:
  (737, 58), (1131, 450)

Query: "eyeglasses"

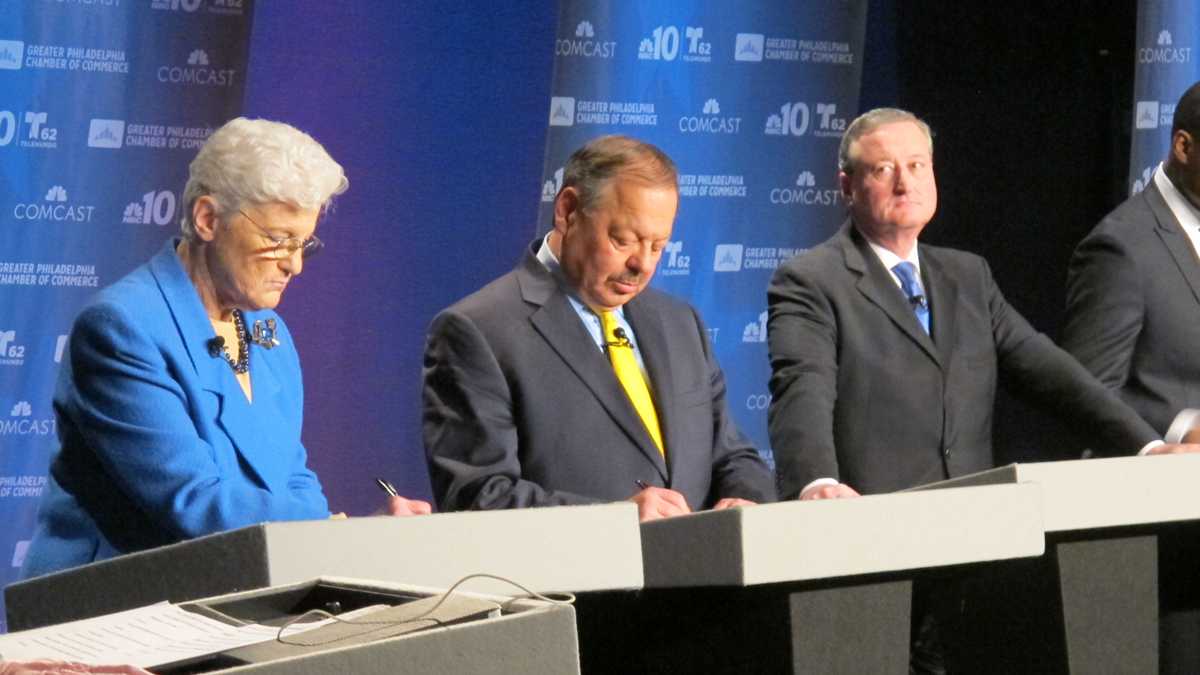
(238, 209), (324, 260)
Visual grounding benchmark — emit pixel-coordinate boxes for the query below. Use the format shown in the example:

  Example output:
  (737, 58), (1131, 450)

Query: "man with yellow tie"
(423, 135), (775, 520)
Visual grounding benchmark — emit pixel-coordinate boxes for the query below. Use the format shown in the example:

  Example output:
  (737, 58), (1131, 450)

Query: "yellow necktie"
(600, 310), (664, 457)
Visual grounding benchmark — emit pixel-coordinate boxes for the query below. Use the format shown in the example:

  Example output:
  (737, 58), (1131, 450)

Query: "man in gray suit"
(424, 135), (775, 520)
(768, 107), (1195, 503)
(1063, 81), (1200, 674)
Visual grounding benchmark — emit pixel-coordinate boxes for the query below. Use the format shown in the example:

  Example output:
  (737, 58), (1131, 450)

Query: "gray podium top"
(6, 502), (641, 631)
(641, 484), (1044, 588)
(912, 454), (1200, 532)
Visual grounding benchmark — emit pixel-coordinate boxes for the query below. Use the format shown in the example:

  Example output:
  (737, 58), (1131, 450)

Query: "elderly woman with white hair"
(20, 118), (429, 579)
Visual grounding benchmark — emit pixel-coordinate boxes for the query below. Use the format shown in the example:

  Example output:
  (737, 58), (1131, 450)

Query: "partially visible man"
(423, 135), (775, 520)
(1063, 81), (1200, 674)
(1063, 81), (1200, 448)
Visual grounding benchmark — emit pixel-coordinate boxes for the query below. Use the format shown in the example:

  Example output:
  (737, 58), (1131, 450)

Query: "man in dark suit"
(423, 135), (775, 520)
(767, 107), (1187, 504)
(1063, 82), (1200, 674)
(767, 106), (1198, 674)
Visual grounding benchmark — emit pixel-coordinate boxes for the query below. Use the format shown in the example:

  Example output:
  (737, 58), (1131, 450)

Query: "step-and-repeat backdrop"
(1129, 1), (1198, 190)
(0, 0), (252, 630)
(539, 1), (868, 465)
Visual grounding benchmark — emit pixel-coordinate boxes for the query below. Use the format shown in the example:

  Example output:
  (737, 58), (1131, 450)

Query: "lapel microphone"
(604, 327), (633, 349)
(206, 336), (225, 357)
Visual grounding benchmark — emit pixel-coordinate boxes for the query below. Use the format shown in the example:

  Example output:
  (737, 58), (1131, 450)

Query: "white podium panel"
(912, 454), (1200, 532)
(7, 503), (642, 631)
(641, 484), (1044, 588)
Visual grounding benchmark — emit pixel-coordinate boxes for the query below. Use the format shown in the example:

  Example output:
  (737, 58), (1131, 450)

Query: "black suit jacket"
(1063, 179), (1200, 445)
(767, 223), (1158, 498)
(423, 242), (775, 511)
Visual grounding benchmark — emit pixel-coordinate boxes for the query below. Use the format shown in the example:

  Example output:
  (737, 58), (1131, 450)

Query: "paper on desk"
(0, 601), (332, 667)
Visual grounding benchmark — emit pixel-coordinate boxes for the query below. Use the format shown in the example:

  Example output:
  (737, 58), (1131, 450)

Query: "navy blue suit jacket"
(21, 239), (329, 578)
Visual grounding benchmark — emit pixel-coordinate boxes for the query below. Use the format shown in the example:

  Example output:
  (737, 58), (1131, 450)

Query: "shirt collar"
(864, 235), (921, 278)
(1153, 162), (1200, 231)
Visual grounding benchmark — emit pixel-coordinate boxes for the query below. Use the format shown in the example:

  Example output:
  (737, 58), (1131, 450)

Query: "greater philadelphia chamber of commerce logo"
(541, 167), (563, 202)
(88, 118), (125, 148)
(733, 32), (853, 65)
(659, 241), (690, 277)
(734, 33), (763, 62)
(678, 98), (741, 134)
(769, 170), (842, 206)
(743, 310), (768, 343)
(638, 25), (711, 62)
(549, 96), (575, 126)
(12, 185), (97, 223)
(555, 20), (615, 59)
(714, 244), (744, 272)
(1131, 165), (1155, 195)
(0, 40), (24, 69)
(765, 102), (846, 138)
(0, 330), (24, 366)
(1140, 29), (1191, 64)
(550, 96), (656, 128)
(1135, 100), (1174, 131)
(123, 190), (177, 225)
(157, 48), (237, 87)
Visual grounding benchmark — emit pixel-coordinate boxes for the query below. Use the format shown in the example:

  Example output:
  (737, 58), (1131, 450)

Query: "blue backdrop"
(1129, 1), (1198, 189)
(538, 1), (868, 464)
(0, 0), (252, 630)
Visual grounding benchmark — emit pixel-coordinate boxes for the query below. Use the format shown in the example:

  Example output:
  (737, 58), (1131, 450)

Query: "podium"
(6, 503), (642, 632)
(582, 484), (1044, 674)
(915, 454), (1200, 673)
(2, 577), (579, 674)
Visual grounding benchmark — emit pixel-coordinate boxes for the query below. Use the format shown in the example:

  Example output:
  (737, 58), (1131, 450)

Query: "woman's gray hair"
(838, 108), (933, 174)
(180, 117), (348, 238)
(560, 135), (677, 212)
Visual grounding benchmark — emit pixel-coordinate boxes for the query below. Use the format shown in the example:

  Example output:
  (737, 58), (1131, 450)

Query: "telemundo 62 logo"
(0, 110), (58, 149)
(638, 25), (711, 63)
(0, 330), (25, 366)
(151, 0), (245, 16)
(658, 241), (690, 277)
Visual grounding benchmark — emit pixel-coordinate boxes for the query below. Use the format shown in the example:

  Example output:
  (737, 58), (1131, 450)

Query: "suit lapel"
(148, 239), (288, 490)
(1146, 182), (1200, 308)
(842, 226), (942, 368)
(920, 246), (959, 365)
(518, 251), (669, 480)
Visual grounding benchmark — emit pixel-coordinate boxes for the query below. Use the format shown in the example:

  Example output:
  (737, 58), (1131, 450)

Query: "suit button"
(944, 446), (952, 457)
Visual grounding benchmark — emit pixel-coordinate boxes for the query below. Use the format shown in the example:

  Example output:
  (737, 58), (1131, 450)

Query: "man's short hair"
(560, 135), (678, 212)
(838, 108), (934, 174)
(1172, 81), (1200, 136)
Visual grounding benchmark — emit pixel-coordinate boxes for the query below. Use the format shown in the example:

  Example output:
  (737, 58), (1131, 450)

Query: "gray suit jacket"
(1063, 180), (1200, 446)
(423, 242), (775, 511)
(768, 223), (1157, 498)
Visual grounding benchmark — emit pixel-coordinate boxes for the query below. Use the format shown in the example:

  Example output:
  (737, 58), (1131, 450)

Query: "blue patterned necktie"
(892, 261), (930, 335)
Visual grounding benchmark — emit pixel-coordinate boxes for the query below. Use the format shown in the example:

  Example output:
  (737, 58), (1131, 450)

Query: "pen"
(375, 477), (399, 497)
(635, 479), (650, 490)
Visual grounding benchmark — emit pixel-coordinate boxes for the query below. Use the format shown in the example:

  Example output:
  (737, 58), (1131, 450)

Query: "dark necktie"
(892, 261), (930, 334)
